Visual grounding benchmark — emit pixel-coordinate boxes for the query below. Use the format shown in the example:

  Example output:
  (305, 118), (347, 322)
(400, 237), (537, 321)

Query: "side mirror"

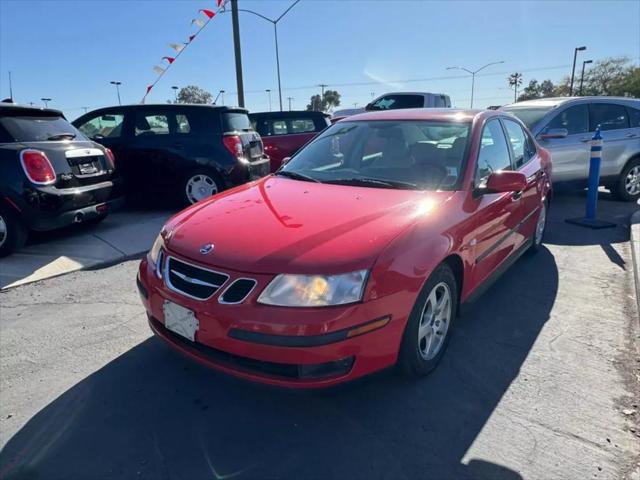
(281, 156), (291, 165)
(538, 128), (568, 140)
(484, 171), (527, 194)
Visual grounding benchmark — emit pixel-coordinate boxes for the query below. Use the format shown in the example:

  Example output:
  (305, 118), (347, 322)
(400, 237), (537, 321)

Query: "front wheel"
(0, 204), (27, 258)
(181, 169), (224, 206)
(612, 158), (640, 202)
(398, 263), (458, 378)
(528, 200), (547, 255)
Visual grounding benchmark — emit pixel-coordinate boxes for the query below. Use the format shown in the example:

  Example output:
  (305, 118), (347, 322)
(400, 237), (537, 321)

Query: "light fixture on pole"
(569, 46), (587, 96)
(579, 59), (593, 96)
(171, 86), (179, 102)
(266, 89), (272, 111)
(41, 98), (51, 108)
(446, 61), (504, 108)
(224, 0), (300, 111)
(110, 81), (122, 105)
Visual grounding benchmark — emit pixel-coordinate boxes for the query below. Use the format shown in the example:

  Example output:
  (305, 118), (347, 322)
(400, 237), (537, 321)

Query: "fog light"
(297, 356), (355, 379)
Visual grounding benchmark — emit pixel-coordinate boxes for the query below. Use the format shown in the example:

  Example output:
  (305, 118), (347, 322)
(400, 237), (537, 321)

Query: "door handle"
(511, 191), (523, 200)
(626, 132), (638, 138)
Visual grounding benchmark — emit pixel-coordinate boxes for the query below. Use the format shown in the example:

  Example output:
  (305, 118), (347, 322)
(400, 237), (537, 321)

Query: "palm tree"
(508, 73), (523, 102)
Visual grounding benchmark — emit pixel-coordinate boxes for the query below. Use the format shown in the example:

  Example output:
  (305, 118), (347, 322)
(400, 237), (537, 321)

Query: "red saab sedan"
(137, 109), (552, 388)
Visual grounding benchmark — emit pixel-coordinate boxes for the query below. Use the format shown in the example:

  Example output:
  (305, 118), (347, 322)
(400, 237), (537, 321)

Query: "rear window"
(0, 115), (86, 142)
(502, 107), (553, 129)
(222, 112), (252, 133)
(367, 95), (424, 111)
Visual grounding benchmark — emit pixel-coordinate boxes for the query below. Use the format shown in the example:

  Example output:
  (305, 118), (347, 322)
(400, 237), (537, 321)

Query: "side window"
(135, 113), (169, 136)
(77, 113), (124, 139)
(547, 105), (588, 135)
(590, 103), (630, 131)
(269, 120), (288, 136)
(627, 107), (640, 128)
(476, 119), (512, 186)
(503, 119), (533, 169)
(175, 114), (190, 134)
(290, 118), (316, 134)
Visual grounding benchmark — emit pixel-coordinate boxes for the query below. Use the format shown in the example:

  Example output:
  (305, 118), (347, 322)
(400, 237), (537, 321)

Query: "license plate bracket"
(163, 300), (199, 341)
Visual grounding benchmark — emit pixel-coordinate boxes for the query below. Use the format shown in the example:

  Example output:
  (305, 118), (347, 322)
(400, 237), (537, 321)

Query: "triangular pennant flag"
(169, 43), (185, 52)
(162, 56), (175, 64)
(188, 34), (196, 42)
(146, 85), (153, 94)
(199, 9), (215, 19)
(217, 0), (224, 7)
(191, 18), (205, 28)
(153, 65), (165, 75)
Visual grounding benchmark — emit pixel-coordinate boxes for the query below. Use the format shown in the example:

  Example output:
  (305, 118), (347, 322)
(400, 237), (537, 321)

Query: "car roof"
(345, 108), (485, 122)
(374, 92), (449, 97)
(503, 96), (640, 109)
(249, 110), (329, 117)
(80, 104), (246, 114)
(0, 103), (64, 117)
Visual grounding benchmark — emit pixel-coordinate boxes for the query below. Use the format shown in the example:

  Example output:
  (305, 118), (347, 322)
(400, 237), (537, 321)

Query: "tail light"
(20, 149), (56, 185)
(223, 135), (245, 161)
(104, 148), (116, 170)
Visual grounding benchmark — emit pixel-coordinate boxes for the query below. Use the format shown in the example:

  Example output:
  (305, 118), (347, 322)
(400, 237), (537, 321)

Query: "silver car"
(502, 97), (640, 201)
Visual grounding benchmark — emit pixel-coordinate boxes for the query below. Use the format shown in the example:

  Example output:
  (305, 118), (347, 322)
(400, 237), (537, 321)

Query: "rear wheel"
(181, 169), (224, 206)
(612, 157), (640, 202)
(398, 264), (458, 378)
(0, 204), (28, 258)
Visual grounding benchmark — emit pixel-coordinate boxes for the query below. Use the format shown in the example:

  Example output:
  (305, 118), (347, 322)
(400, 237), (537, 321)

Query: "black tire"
(180, 168), (225, 206)
(528, 200), (548, 255)
(0, 203), (28, 258)
(612, 157), (640, 202)
(398, 263), (458, 378)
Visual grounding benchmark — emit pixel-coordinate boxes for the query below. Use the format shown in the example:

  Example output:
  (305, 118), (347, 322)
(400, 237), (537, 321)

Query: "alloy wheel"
(417, 282), (452, 361)
(185, 174), (218, 204)
(625, 166), (640, 196)
(0, 214), (6, 249)
(535, 203), (547, 246)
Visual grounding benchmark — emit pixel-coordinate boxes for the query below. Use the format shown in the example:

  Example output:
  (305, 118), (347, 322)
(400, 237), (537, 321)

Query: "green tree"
(508, 72), (523, 102)
(609, 67), (640, 97)
(306, 90), (342, 112)
(176, 85), (213, 104)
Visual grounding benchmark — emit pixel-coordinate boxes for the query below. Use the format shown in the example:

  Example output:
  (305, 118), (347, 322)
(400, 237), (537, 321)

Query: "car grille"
(219, 278), (257, 304)
(165, 256), (229, 300)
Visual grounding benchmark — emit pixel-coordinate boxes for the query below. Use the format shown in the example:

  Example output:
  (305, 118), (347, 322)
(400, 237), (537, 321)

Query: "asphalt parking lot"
(0, 192), (638, 480)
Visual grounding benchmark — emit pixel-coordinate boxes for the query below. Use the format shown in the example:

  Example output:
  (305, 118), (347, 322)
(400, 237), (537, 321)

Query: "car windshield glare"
(280, 120), (471, 190)
(502, 107), (553, 129)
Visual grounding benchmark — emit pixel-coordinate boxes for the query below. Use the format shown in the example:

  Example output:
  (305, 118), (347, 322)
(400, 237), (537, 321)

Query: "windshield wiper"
(275, 170), (321, 183)
(47, 133), (76, 141)
(325, 177), (421, 190)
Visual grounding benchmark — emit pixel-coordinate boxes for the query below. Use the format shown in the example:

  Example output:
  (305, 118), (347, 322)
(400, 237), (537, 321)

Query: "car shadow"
(0, 247), (558, 480)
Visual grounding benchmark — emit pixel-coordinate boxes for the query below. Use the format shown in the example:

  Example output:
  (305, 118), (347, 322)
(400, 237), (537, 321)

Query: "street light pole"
(579, 60), (593, 96)
(171, 86), (179, 102)
(110, 81), (122, 105)
(446, 61), (504, 108)
(41, 97), (51, 108)
(266, 89), (272, 111)
(226, 1), (300, 111)
(569, 46), (586, 96)
(287, 97), (293, 111)
(231, 0), (245, 108)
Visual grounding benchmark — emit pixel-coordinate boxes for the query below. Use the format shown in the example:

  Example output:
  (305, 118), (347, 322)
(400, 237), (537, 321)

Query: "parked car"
(365, 92), (452, 111)
(331, 108), (365, 123)
(0, 104), (124, 257)
(73, 105), (270, 205)
(249, 111), (330, 172)
(501, 97), (640, 201)
(137, 108), (551, 387)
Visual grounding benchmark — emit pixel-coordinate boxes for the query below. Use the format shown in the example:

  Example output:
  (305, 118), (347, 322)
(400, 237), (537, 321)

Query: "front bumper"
(137, 254), (411, 388)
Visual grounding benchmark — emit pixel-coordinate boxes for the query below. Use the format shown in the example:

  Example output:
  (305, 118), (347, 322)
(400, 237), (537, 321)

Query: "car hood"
(164, 176), (454, 274)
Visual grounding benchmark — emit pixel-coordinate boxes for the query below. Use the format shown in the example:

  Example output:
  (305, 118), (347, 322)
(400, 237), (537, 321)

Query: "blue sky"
(0, 0), (638, 119)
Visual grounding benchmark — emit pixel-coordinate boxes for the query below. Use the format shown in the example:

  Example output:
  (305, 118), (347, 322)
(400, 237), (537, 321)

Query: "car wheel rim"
(417, 282), (452, 361)
(186, 175), (218, 204)
(535, 203), (546, 246)
(625, 166), (640, 196)
(0, 215), (6, 248)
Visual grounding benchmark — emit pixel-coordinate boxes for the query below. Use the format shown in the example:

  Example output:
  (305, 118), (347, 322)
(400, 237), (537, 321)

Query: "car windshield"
(0, 115), (87, 142)
(279, 120), (471, 190)
(368, 95), (424, 111)
(502, 106), (554, 129)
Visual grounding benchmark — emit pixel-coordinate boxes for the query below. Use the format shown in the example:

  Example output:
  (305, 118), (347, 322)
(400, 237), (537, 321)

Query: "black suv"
(0, 104), (124, 257)
(73, 105), (269, 205)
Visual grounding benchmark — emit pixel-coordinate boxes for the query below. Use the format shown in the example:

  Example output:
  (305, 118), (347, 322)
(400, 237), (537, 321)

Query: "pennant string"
(141, 0), (228, 103)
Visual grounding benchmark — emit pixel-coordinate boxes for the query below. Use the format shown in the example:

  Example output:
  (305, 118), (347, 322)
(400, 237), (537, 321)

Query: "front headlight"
(148, 233), (164, 265)
(257, 270), (368, 307)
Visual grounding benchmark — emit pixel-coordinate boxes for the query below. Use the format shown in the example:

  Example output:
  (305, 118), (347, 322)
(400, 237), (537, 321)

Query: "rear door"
(259, 115), (325, 171)
(588, 102), (634, 178)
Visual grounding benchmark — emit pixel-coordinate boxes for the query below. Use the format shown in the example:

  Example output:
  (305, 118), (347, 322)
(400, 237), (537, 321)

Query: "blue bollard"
(585, 127), (603, 219)
(565, 125), (615, 229)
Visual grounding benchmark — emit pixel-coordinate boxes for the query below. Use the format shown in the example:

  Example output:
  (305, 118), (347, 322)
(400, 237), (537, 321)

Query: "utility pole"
(287, 96), (293, 111)
(41, 98), (51, 108)
(318, 83), (328, 98)
(231, 0), (245, 107)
